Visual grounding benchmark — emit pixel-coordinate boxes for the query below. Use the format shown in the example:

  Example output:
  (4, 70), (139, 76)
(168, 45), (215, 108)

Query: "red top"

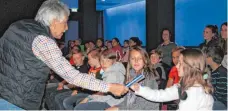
(168, 66), (180, 84)
(112, 45), (124, 61)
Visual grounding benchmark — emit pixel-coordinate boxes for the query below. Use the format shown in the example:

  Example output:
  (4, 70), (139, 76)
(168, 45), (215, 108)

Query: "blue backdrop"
(103, 1), (146, 46)
(175, 0), (227, 46)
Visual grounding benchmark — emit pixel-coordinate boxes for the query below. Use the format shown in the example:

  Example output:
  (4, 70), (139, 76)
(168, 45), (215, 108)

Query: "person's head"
(205, 46), (224, 66)
(172, 47), (185, 66)
(87, 49), (100, 68)
(150, 49), (162, 65)
(127, 46), (158, 81)
(129, 37), (141, 47)
(123, 40), (129, 48)
(161, 28), (172, 42)
(58, 41), (65, 49)
(75, 39), (82, 46)
(71, 45), (80, 54)
(89, 41), (95, 48)
(221, 22), (227, 39)
(176, 49), (213, 94)
(84, 41), (90, 49)
(100, 49), (116, 71)
(105, 40), (109, 47)
(35, 0), (69, 39)
(107, 41), (112, 49)
(112, 38), (120, 47)
(203, 25), (218, 41)
(96, 38), (104, 48)
(72, 51), (85, 66)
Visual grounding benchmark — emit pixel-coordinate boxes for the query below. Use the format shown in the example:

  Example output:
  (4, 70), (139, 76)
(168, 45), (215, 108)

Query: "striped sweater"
(211, 65), (227, 107)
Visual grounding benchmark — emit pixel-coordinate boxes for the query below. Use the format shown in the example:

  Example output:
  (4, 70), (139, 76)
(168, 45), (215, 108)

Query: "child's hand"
(130, 83), (140, 92)
(80, 98), (89, 104)
(57, 83), (64, 90)
(105, 106), (119, 111)
(71, 90), (78, 96)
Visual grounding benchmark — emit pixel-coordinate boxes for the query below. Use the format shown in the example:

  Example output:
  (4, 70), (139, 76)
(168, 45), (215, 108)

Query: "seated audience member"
(45, 51), (89, 110)
(199, 25), (218, 52)
(74, 49), (126, 110)
(166, 47), (185, 88)
(218, 22), (227, 68)
(112, 38), (124, 61)
(157, 28), (177, 67)
(129, 37), (142, 48)
(96, 38), (105, 51)
(65, 45), (80, 60)
(106, 46), (159, 110)
(62, 49), (103, 110)
(75, 38), (85, 53)
(150, 50), (167, 89)
(205, 47), (227, 110)
(130, 49), (214, 110)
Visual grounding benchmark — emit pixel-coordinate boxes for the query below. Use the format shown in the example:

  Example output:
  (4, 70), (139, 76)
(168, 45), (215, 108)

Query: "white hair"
(35, 0), (70, 26)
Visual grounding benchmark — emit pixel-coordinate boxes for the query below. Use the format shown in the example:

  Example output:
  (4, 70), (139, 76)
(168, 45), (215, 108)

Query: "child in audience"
(122, 40), (130, 67)
(150, 50), (167, 89)
(106, 46), (159, 110)
(74, 49), (126, 110)
(218, 22), (227, 68)
(205, 46), (227, 110)
(131, 49), (214, 110)
(62, 49), (103, 110)
(112, 38), (124, 61)
(166, 47), (185, 88)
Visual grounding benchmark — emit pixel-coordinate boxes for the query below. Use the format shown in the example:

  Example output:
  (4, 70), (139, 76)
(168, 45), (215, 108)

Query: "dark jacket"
(0, 20), (52, 109)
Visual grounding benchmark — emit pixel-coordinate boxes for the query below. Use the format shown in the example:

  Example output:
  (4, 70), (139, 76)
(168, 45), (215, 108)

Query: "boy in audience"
(205, 46), (227, 110)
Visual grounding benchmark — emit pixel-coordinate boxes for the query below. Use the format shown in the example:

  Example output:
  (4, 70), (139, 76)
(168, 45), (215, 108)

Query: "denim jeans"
(0, 99), (24, 110)
(54, 90), (72, 110)
(63, 93), (89, 110)
(74, 102), (110, 110)
(213, 101), (227, 110)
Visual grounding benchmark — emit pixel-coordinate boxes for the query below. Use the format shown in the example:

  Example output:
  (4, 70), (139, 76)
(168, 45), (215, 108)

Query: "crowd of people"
(0, 0), (226, 110)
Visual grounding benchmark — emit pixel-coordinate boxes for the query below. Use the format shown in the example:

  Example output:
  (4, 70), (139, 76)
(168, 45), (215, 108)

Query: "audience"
(74, 49), (126, 110)
(218, 22), (227, 68)
(112, 38), (124, 61)
(130, 49), (214, 110)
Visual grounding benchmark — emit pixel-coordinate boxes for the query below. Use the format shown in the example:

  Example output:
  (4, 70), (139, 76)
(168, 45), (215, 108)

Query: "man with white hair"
(0, 0), (128, 110)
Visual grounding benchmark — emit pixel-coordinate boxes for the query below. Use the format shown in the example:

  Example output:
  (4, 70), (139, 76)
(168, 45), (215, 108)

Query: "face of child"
(130, 50), (144, 73)
(88, 54), (99, 68)
(100, 57), (114, 71)
(124, 42), (129, 48)
(176, 54), (184, 77)
(150, 53), (160, 65)
(172, 51), (181, 65)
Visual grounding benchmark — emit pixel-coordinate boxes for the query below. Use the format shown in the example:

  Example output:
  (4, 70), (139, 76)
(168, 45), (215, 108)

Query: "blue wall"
(61, 0), (78, 8)
(65, 21), (79, 45)
(175, 0), (227, 46)
(103, 1), (146, 46)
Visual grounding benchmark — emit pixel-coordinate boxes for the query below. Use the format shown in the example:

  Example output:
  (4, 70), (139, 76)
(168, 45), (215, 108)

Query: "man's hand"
(108, 83), (128, 96)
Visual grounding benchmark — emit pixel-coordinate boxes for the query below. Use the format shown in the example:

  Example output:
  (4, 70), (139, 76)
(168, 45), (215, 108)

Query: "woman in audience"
(199, 25), (218, 52)
(129, 37), (142, 48)
(218, 22), (227, 68)
(166, 47), (185, 88)
(106, 46), (159, 110)
(157, 28), (177, 67)
(130, 49), (214, 110)
(150, 50), (166, 89)
(74, 49), (126, 110)
(96, 38), (104, 51)
(112, 38), (124, 61)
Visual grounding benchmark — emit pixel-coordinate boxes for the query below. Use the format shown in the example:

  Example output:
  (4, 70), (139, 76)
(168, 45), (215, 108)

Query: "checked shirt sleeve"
(32, 35), (109, 92)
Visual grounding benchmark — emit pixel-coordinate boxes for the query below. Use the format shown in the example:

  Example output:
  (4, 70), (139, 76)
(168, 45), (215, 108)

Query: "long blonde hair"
(180, 49), (213, 94)
(126, 46), (159, 82)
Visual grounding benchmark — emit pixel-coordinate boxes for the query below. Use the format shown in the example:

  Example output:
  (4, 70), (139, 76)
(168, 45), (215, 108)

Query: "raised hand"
(108, 83), (129, 96)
